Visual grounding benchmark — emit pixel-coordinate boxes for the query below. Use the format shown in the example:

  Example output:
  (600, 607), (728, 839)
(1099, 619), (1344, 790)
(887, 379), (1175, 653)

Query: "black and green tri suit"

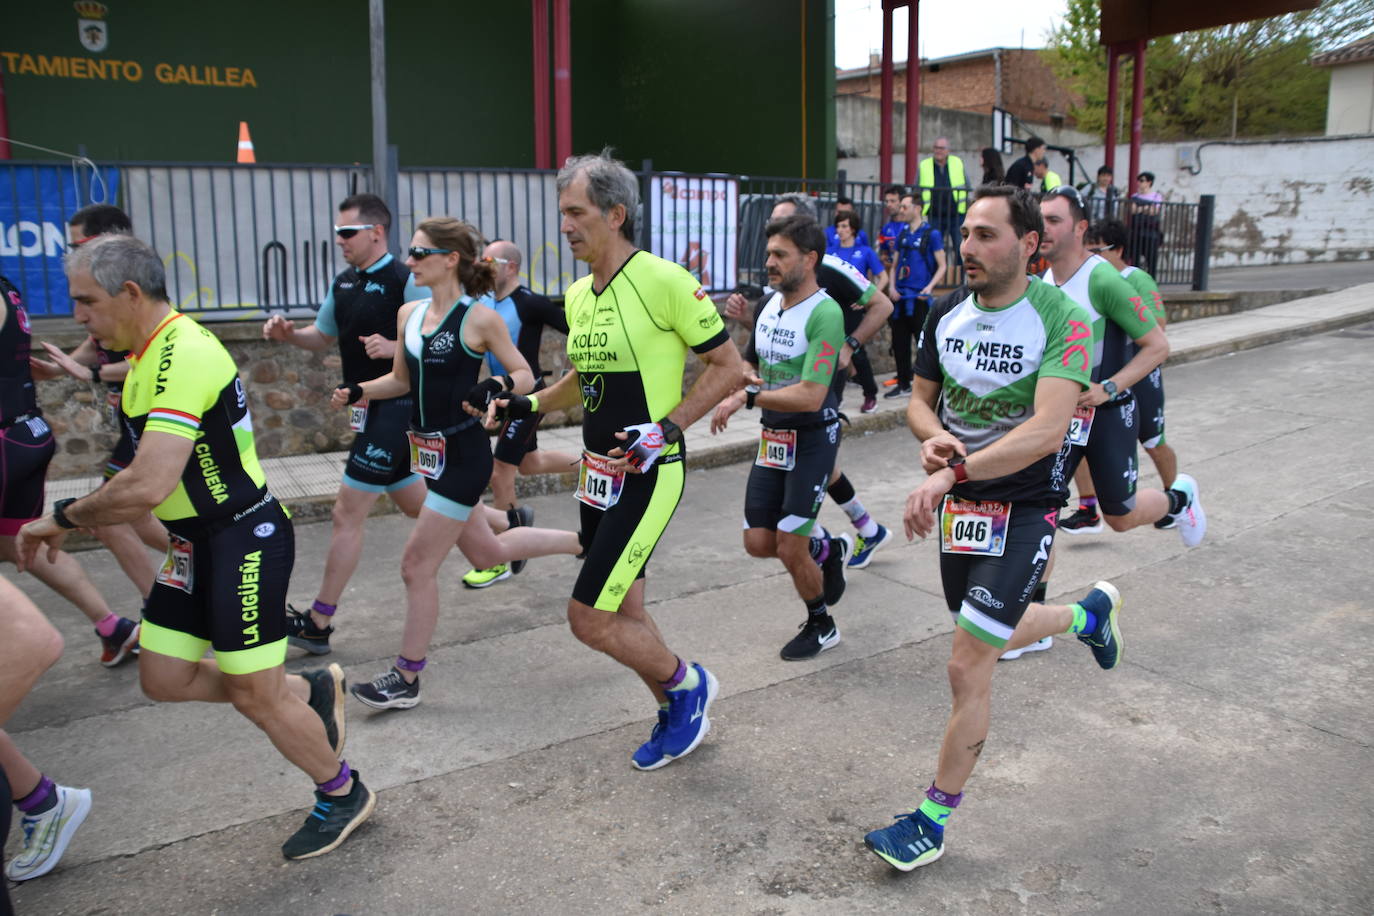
(563, 251), (728, 611)
(123, 310), (292, 675)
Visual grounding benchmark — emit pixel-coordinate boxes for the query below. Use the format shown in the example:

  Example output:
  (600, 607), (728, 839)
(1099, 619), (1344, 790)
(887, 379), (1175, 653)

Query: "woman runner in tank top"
(330, 217), (535, 709)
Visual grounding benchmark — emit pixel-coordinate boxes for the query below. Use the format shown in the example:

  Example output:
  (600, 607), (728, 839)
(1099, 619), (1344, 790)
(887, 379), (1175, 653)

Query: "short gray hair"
(774, 193), (818, 219)
(65, 234), (168, 301)
(556, 148), (639, 241)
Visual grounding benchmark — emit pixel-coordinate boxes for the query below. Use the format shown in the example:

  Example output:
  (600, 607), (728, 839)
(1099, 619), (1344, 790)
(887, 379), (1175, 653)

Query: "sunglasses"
(1087, 245), (1118, 253)
(1044, 186), (1085, 208)
(334, 224), (377, 239)
(69, 234), (98, 249)
(408, 246), (453, 260)
(483, 256), (512, 265)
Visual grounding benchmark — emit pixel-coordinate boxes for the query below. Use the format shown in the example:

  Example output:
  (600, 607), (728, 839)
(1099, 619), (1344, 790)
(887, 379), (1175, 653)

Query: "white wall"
(1326, 62), (1374, 136)
(1067, 136), (1374, 268)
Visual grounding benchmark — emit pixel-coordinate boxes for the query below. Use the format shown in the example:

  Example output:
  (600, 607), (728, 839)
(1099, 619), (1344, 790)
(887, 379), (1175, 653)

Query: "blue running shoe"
(630, 709), (670, 770)
(653, 664), (718, 768)
(847, 524), (893, 569)
(1075, 580), (1123, 670)
(864, 810), (945, 872)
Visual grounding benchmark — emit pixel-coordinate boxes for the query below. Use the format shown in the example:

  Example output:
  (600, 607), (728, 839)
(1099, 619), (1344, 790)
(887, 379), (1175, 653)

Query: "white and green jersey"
(914, 277), (1091, 503)
(745, 288), (845, 429)
(1044, 255), (1157, 385)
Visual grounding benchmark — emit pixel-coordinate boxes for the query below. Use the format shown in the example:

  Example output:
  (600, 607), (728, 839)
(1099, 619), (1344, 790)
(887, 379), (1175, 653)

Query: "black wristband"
(845, 335), (861, 351)
(499, 374), (514, 391)
(53, 498), (79, 530)
(659, 417), (683, 445)
(346, 384), (364, 404)
(90, 364), (102, 383)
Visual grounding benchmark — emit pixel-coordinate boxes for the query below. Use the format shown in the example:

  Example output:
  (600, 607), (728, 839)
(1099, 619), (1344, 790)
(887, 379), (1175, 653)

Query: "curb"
(1166, 307), (1374, 368)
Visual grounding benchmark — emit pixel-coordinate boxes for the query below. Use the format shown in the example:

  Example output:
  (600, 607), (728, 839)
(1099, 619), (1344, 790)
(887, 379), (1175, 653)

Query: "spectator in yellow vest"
(919, 137), (967, 268)
(1034, 158), (1063, 192)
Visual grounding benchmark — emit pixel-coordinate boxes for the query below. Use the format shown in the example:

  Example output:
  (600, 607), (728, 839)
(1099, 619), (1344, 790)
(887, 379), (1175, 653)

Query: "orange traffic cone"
(236, 121), (256, 164)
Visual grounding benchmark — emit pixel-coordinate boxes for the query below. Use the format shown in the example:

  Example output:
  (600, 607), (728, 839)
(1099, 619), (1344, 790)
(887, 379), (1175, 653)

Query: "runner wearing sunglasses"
(262, 194), (427, 657)
(332, 218), (535, 710)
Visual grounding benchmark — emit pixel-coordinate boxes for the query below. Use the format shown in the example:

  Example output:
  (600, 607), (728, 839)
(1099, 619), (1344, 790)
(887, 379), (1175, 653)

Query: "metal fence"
(1, 157), (1215, 318)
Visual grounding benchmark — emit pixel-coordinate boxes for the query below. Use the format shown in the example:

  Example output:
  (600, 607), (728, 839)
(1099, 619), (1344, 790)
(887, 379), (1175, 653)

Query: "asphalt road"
(7, 324), (1373, 915)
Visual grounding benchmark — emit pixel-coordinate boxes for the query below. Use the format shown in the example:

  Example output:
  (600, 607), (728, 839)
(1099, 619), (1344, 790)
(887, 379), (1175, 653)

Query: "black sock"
(1165, 488), (1188, 515)
(827, 474), (856, 505)
(805, 595), (828, 618)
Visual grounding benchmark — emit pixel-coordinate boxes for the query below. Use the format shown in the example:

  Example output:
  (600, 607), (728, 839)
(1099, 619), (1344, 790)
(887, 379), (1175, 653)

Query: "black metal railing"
(1, 158), (1215, 318)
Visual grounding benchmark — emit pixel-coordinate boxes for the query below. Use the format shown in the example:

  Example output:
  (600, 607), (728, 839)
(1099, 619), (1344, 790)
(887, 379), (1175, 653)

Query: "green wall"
(1, 0), (833, 177)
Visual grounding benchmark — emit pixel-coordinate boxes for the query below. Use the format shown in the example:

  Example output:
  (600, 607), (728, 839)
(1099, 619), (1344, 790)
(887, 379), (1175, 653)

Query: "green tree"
(1044, 0), (1374, 140)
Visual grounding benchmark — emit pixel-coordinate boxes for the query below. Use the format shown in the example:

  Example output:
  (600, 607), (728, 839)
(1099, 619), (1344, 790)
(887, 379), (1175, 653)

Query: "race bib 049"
(755, 427), (797, 470)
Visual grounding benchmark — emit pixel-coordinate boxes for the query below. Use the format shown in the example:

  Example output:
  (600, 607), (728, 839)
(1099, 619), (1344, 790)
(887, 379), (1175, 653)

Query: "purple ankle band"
(395, 655), (426, 673)
(317, 760), (351, 793)
(927, 783), (963, 808)
(814, 539), (830, 565)
(659, 657), (687, 690)
(311, 600), (337, 617)
(15, 775), (55, 813)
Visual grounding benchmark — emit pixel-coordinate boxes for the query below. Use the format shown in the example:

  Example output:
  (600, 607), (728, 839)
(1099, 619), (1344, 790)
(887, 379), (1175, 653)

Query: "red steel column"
(1129, 38), (1146, 187)
(553, 0), (572, 168)
(531, 0), (550, 169)
(1103, 43), (1119, 173)
(879, 2), (894, 185)
(904, 1), (919, 185)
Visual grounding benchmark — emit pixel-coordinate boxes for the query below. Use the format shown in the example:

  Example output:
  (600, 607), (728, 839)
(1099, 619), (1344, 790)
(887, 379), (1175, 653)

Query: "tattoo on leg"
(967, 739), (985, 758)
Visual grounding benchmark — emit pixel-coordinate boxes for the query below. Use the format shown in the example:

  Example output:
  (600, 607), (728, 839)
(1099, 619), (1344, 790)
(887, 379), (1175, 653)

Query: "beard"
(966, 256), (1019, 296)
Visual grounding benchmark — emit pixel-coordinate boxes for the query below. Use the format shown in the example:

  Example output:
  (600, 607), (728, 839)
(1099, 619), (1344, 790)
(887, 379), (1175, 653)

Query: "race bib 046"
(940, 497), (1011, 556)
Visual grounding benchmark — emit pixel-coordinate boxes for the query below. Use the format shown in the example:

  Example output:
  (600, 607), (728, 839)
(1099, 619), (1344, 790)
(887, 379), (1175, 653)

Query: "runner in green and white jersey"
(714, 215), (852, 660)
(862, 185), (1128, 873)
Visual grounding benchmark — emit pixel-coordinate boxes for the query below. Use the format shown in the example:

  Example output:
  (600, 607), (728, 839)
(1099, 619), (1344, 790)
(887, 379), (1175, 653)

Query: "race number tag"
(348, 399), (369, 432)
(755, 427), (797, 470)
(576, 451), (625, 511)
(940, 497), (1011, 556)
(156, 535), (195, 594)
(407, 431), (446, 479)
(1067, 406), (1095, 447)
(105, 390), (122, 426)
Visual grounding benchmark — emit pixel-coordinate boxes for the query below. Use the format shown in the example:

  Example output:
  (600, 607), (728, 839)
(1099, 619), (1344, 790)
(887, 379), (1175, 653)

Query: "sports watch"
(744, 385), (761, 410)
(1101, 379), (1119, 400)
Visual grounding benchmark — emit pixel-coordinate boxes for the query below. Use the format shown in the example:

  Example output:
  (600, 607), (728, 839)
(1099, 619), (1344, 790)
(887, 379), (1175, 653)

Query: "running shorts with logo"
(914, 278), (1090, 647)
(563, 251), (728, 611)
(402, 296), (493, 521)
(1044, 256), (1158, 517)
(343, 395), (421, 492)
(0, 416), (54, 535)
(1122, 266), (1167, 448)
(493, 379), (547, 466)
(122, 310), (288, 674)
(1064, 394), (1141, 515)
(743, 287), (845, 536)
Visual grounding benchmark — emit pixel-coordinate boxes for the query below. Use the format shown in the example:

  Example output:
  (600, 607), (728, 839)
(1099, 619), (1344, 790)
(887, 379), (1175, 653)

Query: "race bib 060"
(407, 430), (446, 479)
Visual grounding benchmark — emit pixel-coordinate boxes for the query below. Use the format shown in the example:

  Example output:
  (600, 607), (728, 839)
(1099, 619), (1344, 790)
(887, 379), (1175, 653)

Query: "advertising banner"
(649, 175), (737, 292)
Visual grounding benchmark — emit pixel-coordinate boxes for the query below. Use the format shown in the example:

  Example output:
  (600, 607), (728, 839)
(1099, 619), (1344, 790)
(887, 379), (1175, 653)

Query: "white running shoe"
(999, 636), (1053, 661)
(5, 785), (92, 881)
(1170, 473), (1207, 548)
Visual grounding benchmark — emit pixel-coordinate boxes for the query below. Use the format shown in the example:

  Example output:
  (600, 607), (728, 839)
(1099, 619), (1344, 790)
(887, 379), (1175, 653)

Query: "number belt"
(410, 416), (479, 438)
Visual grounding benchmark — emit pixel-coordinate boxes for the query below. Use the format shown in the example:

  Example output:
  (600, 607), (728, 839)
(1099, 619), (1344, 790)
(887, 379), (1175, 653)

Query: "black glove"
(495, 393), (538, 421)
(464, 377), (506, 413)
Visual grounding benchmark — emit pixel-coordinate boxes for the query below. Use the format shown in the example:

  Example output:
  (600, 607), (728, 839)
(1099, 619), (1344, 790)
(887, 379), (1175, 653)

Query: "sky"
(834, 0), (1067, 68)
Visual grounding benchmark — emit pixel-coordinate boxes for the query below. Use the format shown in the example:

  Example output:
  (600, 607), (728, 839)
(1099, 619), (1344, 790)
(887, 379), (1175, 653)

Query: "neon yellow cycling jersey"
(564, 251), (728, 455)
(121, 310), (267, 522)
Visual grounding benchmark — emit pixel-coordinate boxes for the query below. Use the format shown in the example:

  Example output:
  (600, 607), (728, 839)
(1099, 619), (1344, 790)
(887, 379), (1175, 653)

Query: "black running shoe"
(281, 773), (376, 860)
(304, 663), (346, 757)
(780, 614), (841, 661)
(821, 534), (853, 607)
(507, 505), (534, 575)
(1058, 507), (1103, 535)
(286, 604), (334, 655)
(350, 668), (420, 710)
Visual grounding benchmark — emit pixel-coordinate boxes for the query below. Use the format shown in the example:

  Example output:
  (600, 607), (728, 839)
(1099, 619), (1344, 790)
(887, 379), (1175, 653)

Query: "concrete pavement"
(6, 320), (1373, 914)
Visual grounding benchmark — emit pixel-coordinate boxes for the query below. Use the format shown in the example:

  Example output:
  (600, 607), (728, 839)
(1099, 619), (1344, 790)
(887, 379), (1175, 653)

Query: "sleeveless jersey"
(745, 289), (845, 429)
(316, 253), (416, 386)
(480, 285), (569, 378)
(563, 251), (728, 455)
(0, 275), (38, 424)
(402, 297), (484, 432)
(914, 277), (1091, 503)
(1043, 255), (1157, 385)
(122, 311), (268, 523)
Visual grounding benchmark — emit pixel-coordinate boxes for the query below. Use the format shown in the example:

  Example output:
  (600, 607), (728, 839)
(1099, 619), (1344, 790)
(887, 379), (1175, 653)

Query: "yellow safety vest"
(1040, 170), (1063, 191)
(919, 155), (967, 216)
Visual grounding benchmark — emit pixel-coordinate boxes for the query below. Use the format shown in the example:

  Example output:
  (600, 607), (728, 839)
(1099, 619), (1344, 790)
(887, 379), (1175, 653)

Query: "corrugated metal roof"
(1310, 33), (1374, 67)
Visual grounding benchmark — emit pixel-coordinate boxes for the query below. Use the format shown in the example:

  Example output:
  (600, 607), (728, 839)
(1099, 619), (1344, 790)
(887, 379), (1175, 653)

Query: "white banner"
(649, 175), (737, 291)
